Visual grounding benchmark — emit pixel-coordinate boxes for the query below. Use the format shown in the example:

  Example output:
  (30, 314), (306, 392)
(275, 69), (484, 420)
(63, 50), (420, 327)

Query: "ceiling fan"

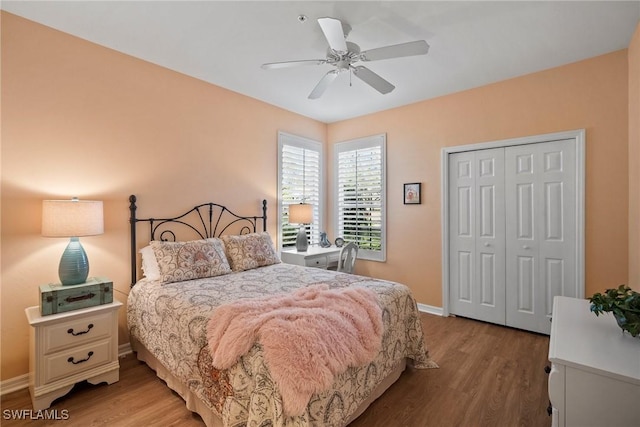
(261, 17), (429, 99)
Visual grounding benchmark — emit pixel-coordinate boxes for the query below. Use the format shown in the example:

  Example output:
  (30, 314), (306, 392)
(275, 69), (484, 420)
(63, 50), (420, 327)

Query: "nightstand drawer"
(44, 339), (112, 384)
(307, 257), (328, 268)
(43, 312), (112, 354)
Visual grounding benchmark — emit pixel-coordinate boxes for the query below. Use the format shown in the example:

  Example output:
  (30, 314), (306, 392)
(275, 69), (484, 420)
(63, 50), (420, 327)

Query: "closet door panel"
(516, 255), (535, 312)
(506, 140), (576, 334)
(475, 149), (505, 323)
(449, 149), (505, 325)
(449, 152), (477, 318)
(545, 258), (565, 316)
(480, 253), (496, 305)
(544, 182), (564, 240)
(457, 251), (473, 302)
(516, 183), (535, 239)
(449, 152), (476, 317)
(539, 141), (577, 300)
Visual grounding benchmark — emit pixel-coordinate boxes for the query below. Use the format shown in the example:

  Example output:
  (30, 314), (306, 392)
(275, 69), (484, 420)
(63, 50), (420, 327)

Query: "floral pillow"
(151, 238), (231, 284)
(221, 232), (281, 272)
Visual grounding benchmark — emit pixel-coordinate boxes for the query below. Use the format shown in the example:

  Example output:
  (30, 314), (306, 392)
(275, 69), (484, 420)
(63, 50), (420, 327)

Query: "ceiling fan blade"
(261, 59), (326, 70)
(360, 40), (429, 62)
(308, 70), (339, 99)
(352, 66), (395, 94)
(318, 17), (348, 52)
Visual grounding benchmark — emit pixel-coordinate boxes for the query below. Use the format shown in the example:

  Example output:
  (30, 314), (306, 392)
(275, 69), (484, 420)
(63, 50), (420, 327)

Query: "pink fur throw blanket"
(207, 284), (383, 416)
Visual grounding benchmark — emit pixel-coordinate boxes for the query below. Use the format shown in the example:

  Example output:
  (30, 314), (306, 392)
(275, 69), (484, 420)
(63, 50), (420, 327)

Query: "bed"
(126, 195), (436, 427)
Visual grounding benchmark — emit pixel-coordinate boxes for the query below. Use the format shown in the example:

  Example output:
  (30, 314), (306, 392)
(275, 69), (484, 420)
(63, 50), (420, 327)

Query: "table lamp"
(289, 203), (313, 252)
(42, 198), (104, 285)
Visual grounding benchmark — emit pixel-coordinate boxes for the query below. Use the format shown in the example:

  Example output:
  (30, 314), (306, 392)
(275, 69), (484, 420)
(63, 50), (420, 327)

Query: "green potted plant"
(589, 284), (640, 338)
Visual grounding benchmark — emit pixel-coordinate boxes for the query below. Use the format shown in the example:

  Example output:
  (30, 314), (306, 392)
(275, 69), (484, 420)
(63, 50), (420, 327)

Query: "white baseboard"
(119, 342), (132, 358)
(0, 374), (29, 396)
(1, 343), (134, 396)
(417, 303), (444, 316)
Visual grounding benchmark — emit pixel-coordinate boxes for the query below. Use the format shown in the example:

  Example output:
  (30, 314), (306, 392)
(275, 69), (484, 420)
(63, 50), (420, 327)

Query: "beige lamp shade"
(289, 203), (313, 224)
(42, 199), (104, 237)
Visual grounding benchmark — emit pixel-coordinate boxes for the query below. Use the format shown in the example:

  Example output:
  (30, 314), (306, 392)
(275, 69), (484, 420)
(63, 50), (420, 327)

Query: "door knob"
(523, 245), (530, 249)
(484, 242), (490, 247)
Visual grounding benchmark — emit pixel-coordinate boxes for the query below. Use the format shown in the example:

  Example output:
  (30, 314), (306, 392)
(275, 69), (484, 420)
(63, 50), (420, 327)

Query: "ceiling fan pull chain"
(350, 68), (353, 87)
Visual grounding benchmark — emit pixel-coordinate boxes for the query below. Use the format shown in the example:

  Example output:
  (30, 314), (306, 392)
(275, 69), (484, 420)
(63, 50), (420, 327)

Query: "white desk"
(280, 246), (341, 269)
(548, 296), (640, 427)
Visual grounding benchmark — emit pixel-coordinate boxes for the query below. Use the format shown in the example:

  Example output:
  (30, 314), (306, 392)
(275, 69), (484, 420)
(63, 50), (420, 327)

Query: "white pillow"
(140, 245), (161, 281)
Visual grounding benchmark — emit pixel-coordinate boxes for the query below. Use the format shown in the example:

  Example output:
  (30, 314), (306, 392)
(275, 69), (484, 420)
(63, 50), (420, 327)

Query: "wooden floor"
(1, 313), (551, 427)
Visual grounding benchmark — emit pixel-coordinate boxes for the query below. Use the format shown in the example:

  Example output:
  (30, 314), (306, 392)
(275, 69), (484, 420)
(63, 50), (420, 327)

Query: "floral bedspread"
(127, 263), (434, 427)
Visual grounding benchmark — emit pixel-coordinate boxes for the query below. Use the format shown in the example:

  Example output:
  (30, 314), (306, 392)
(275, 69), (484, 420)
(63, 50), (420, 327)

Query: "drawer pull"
(544, 365), (551, 374)
(547, 404), (552, 416)
(67, 324), (94, 336)
(68, 351), (94, 365)
(65, 293), (96, 303)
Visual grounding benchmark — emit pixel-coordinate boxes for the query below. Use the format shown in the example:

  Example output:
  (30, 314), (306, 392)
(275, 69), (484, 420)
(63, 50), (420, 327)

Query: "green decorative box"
(39, 277), (113, 316)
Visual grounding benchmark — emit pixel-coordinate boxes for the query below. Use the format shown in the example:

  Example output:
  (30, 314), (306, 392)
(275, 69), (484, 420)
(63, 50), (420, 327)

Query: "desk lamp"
(289, 203), (313, 252)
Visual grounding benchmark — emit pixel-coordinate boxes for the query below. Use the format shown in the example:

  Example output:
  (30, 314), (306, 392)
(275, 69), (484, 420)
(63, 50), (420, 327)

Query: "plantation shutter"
(278, 132), (322, 249)
(335, 134), (386, 261)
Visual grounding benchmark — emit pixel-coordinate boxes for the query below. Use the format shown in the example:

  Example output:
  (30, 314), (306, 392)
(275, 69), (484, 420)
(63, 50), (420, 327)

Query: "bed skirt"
(130, 336), (407, 426)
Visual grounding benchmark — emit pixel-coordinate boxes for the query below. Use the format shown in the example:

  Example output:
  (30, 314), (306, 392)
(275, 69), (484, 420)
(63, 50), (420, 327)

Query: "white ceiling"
(3, 1), (639, 123)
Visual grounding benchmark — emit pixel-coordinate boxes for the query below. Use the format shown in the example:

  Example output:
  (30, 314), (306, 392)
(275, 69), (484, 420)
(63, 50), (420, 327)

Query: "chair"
(336, 242), (358, 273)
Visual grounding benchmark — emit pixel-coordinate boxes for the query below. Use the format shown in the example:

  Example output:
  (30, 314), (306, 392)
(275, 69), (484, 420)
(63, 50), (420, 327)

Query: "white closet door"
(449, 148), (506, 325)
(505, 139), (577, 334)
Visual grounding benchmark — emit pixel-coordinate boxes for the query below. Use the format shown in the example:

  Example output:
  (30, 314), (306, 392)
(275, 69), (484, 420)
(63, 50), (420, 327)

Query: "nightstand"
(281, 246), (341, 269)
(25, 300), (122, 410)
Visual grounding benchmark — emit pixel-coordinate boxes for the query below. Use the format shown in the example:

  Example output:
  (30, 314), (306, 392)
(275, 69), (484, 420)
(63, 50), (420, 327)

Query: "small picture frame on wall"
(404, 183), (421, 205)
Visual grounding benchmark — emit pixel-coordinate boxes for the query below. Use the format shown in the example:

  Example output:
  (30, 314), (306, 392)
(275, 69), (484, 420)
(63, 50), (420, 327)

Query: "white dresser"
(548, 296), (640, 427)
(26, 300), (122, 410)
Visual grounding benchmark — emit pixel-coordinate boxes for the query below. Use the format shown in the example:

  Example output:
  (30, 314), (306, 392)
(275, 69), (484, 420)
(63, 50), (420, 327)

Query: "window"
(334, 134), (386, 261)
(277, 132), (323, 250)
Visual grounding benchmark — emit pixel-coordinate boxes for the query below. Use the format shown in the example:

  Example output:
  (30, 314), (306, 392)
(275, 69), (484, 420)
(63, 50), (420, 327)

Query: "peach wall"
(0, 11), (633, 383)
(629, 21), (640, 289)
(328, 50), (629, 306)
(0, 13), (325, 380)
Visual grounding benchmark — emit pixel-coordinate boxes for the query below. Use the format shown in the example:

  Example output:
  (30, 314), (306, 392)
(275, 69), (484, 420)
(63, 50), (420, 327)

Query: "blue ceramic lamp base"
(59, 237), (89, 285)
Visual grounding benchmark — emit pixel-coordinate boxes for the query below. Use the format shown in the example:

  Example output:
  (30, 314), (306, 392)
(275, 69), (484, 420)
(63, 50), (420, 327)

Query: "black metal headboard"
(129, 194), (267, 286)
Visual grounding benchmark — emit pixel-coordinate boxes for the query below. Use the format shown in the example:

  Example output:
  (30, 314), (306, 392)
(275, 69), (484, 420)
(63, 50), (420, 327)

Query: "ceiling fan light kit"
(262, 17), (429, 99)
